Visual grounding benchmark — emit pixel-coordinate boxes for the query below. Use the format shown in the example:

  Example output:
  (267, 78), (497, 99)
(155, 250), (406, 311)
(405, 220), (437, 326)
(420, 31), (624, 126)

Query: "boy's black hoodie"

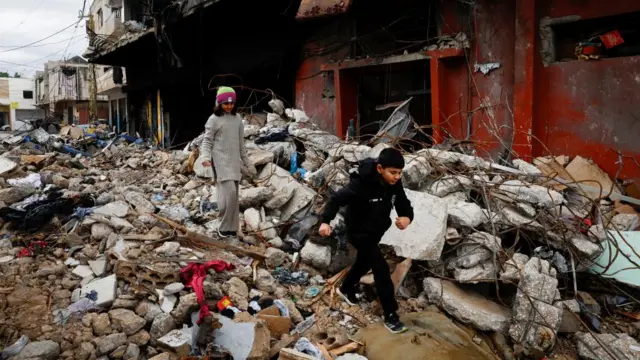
(321, 158), (414, 245)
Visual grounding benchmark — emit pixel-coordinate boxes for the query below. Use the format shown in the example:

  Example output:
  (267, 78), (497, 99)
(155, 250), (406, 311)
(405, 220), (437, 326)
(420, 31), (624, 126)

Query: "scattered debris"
(0, 105), (636, 360)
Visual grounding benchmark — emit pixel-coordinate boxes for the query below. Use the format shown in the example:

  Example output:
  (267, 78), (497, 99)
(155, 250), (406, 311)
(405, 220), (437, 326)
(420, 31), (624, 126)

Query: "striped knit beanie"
(216, 86), (236, 105)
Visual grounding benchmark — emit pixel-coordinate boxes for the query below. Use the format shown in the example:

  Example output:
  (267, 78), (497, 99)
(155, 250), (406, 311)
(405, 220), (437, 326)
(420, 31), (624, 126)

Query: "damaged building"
(86, 0), (640, 184)
(0, 0), (638, 359)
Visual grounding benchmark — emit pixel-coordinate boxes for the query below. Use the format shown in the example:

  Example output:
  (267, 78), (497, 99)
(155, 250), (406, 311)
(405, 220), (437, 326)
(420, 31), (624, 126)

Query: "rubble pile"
(0, 100), (638, 360)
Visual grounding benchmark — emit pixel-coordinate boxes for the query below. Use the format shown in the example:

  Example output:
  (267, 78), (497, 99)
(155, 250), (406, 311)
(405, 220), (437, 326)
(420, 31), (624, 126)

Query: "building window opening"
(23, 90), (33, 99)
(552, 11), (640, 63)
(354, 59), (431, 151)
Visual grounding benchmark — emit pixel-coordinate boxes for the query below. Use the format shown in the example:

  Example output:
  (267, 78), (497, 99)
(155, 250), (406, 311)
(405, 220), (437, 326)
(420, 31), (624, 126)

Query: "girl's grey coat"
(200, 113), (252, 182)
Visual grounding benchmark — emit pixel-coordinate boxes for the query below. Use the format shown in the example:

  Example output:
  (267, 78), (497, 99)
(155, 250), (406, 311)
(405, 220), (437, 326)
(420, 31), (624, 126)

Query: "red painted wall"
(535, 0), (640, 181)
(294, 0), (640, 182)
(436, 0), (517, 159)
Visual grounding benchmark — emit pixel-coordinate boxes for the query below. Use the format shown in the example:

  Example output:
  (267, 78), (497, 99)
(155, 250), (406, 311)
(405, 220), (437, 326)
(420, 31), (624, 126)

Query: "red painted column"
(513, 0), (536, 160)
(430, 57), (444, 144)
(333, 69), (358, 139)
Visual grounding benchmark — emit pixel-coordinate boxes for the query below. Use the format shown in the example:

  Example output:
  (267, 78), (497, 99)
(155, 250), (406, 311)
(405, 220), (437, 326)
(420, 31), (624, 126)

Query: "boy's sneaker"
(336, 286), (359, 306)
(384, 313), (408, 334)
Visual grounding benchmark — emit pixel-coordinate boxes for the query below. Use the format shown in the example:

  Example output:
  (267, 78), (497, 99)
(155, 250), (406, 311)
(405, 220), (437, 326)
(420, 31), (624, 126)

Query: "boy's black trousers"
(340, 238), (398, 317)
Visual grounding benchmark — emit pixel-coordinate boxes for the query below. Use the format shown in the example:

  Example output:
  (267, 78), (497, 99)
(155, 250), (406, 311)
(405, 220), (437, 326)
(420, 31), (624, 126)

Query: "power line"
(0, 22), (77, 53)
(0, 36), (76, 49)
(0, 37), (86, 72)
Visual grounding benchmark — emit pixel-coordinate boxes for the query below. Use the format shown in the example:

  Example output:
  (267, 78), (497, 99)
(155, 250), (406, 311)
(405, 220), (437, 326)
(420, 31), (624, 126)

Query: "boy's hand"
(318, 223), (332, 237)
(395, 217), (411, 230)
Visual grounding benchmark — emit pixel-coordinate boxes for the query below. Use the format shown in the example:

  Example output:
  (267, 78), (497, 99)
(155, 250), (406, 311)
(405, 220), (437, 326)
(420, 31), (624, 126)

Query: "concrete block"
(424, 277), (512, 332)
(380, 190), (448, 260)
(81, 274), (117, 307)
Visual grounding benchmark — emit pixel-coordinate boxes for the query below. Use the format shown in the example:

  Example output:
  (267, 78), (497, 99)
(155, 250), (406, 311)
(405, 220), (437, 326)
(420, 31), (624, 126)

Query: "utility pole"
(89, 63), (98, 122)
(87, 14), (98, 122)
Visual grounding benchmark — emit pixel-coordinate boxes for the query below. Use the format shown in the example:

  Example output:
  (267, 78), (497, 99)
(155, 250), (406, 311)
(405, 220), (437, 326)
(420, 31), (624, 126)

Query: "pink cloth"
(180, 260), (235, 324)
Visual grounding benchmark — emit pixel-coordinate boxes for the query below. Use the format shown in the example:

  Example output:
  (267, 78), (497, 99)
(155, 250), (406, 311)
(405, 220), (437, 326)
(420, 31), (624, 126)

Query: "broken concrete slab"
(256, 163), (317, 221)
(498, 180), (564, 208)
(247, 148), (275, 167)
(453, 260), (497, 284)
(13, 340), (60, 360)
(0, 157), (18, 176)
(421, 148), (490, 169)
(88, 259), (107, 277)
(264, 182), (297, 210)
(402, 154), (432, 190)
(327, 144), (371, 163)
(575, 332), (640, 360)
(288, 122), (341, 154)
(157, 326), (191, 356)
(500, 253), (529, 283)
(93, 201), (130, 217)
(300, 241), (331, 269)
(72, 265), (95, 278)
(244, 208), (262, 232)
(570, 235), (602, 259)
(499, 206), (543, 229)
(380, 190), (448, 261)
(124, 191), (156, 214)
(509, 257), (562, 353)
(423, 278), (512, 332)
(109, 308), (146, 335)
(429, 175), (472, 197)
(0, 186), (36, 205)
(513, 159), (542, 177)
(213, 315), (270, 360)
(81, 274), (117, 307)
(239, 186), (272, 209)
(610, 213), (639, 231)
(448, 201), (485, 228)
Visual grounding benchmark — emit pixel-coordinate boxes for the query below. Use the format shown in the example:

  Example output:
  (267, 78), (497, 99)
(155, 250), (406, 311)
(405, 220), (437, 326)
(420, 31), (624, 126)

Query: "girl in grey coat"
(200, 86), (257, 238)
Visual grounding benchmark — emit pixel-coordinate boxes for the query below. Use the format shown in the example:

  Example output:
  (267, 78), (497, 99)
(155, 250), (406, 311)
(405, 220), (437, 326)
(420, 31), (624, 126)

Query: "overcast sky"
(0, 0), (89, 77)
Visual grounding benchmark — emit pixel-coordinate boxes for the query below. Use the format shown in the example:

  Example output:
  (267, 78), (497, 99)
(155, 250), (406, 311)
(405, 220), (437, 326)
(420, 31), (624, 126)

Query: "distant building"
(34, 56), (108, 125)
(0, 77), (45, 131)
(85, 0), (129, 133)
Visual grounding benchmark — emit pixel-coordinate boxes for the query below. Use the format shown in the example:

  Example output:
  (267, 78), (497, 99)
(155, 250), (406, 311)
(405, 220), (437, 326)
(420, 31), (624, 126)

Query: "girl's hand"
(202, 160), (212, 167)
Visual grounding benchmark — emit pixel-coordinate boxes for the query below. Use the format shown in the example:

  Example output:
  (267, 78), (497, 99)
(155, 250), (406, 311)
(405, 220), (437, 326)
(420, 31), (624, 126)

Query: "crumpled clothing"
(274, 299), (290, 318)
(294, 337), (323, 358)
(255, 128), (289, 144)
(0, 335), (28, 360)
(74, 207), (94, 220)
(273, 268), (309, 285)
(180, 260), (234, 324)
(7, 173), (42, 188)
(17, 241), (48, 258)
(0, 191), (94, 232)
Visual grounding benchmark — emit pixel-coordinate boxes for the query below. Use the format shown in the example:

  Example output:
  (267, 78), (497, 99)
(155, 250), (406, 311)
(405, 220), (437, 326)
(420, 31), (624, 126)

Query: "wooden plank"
(329, 342), (361, 357)
(153, 214), (266, 260)
(278, 348), (318, 360)
(316, 343), (334, 360)
(391, 258), (412, 294)
(269, 334), (300, 358)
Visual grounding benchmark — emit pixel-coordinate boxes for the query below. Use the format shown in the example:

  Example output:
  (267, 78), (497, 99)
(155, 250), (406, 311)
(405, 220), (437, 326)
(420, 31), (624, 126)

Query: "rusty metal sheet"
(296, 0), (352, 20)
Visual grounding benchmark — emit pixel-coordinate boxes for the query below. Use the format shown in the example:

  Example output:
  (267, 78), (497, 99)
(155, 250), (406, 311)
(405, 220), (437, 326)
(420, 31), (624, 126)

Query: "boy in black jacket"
(318, 148), (413, 333)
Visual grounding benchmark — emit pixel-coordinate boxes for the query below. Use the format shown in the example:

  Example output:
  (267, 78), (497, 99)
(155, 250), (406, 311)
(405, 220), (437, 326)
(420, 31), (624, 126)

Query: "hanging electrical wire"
(0, 22), (78, 53)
